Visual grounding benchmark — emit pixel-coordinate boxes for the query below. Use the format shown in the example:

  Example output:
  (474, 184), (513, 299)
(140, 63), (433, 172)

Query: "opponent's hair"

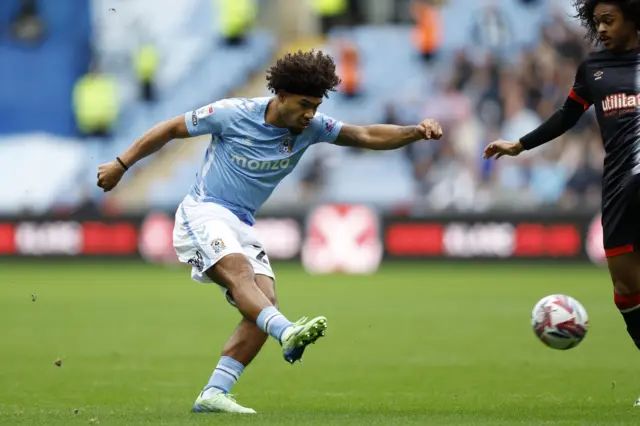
(266, 49), (341, 99)
(572, 0), (640, 44)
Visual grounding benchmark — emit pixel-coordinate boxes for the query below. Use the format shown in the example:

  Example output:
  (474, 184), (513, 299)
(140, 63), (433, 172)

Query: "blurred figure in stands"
(217, 0), (258, 46)
(560, 131), (603, 211)
(312, 0), (348, 36)
(134, 41), (160, 102)
(470, 0), (512, 56)
(411, 0), (443, 61)
(451, 50), (474, 91)
(72, 60), (119, 138)
(11, 0), (46, 45)
(337, 40), (361, 97)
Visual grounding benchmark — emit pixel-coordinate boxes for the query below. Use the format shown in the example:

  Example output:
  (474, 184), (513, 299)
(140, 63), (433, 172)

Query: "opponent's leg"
(194, 275), (276, 414)
(609, 251), (640, 350)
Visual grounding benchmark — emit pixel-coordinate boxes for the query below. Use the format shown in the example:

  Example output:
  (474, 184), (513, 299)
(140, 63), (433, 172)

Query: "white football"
(531, 294), (589, 350)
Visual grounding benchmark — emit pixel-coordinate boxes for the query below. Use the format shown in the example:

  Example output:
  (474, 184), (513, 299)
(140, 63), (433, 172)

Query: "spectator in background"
(450, 50), (474, 91)
(134, 42), (159, 102)
(299, 156), (324, 201)
(217, 0), (258, 45)
(72, 60), (119, 138)
(411, 0), (443, 61)
(469, 0), (512, 56)
(528, 142), (569, 205)
(559, 133), (603, 210)
(473, 54), (504, 128)
(311, 0), (348, 36)
(269, 0), (601, 213)
(336, 40), (361, 97)
(500, 73), (541, 143)
(11, 0), (46, 45)
(345, 0), (364, 26)
(391, 1), (603, 212)
(542, 14), (584, 63)
(427, 137), (478, 211)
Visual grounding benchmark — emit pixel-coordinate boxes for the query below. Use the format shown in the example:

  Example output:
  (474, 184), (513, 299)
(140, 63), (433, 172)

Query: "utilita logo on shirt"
(601, 92), (640, 117)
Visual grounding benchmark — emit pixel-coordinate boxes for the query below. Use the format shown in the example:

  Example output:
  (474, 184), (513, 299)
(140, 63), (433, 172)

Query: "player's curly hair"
(572, 0), (640, 44)
(266, 49), (342, 99)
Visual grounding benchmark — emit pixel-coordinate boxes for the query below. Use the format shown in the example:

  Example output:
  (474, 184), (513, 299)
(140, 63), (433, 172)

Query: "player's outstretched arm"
(482, 99), (587, 160)
(484, 61), (592, 160)
(334, 119), (443, 150)
(97, 115), (190, 192)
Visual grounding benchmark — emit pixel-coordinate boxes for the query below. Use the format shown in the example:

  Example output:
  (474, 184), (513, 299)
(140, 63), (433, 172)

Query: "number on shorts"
(256, 250), (269, 265)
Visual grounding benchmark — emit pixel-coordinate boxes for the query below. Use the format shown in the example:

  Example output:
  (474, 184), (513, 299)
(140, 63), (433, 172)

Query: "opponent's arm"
(334, 119), (443, 150)
(484, 61), (592, 160)
(483, 98), (587, 159)
(97, 116), (190, 191)
(519, 98), (587, 150)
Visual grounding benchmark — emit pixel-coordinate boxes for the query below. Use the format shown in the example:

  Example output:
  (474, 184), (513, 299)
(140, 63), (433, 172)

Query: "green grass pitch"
(2, 261), (640, 425)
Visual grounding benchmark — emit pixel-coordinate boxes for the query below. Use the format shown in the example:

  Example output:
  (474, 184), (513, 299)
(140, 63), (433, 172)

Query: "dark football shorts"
(602, 174), (640, 257)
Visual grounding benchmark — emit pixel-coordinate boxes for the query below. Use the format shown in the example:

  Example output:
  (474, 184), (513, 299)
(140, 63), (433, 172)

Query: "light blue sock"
(256, 306), (293, 344)
(203, 356), (244, 394)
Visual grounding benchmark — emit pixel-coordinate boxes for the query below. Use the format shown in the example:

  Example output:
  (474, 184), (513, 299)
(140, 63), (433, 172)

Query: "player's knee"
(228, 256), (255, 282)
(235, 267), (255, 287)
(610, 258), (640, 350)
(608, 255), (640, 299)
(208, 254), (255, 288)
(612, 276), (640, 304)
(613, 279), (636, 301)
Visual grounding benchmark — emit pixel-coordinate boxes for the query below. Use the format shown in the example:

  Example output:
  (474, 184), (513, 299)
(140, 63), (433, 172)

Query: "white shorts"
(173, 195), (274, 303)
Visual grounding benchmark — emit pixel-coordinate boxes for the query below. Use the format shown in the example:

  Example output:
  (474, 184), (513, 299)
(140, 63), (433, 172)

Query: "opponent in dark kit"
(483, 0), (640, 366)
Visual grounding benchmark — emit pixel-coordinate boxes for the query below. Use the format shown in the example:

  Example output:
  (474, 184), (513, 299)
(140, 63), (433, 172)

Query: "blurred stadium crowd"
(397, 5), (602, 215)
(0, 0), (603, 217)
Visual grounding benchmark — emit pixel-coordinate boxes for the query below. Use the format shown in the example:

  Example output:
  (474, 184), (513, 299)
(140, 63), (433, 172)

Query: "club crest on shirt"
(279, 136), (294, 155)
(212, 238), (226, 253)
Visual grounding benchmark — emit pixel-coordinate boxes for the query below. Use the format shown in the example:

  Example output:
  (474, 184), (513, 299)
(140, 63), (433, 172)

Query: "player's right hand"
(482, 140), (524, 160)
(417, 118), (443, 140)
(97, 161), (126, 192)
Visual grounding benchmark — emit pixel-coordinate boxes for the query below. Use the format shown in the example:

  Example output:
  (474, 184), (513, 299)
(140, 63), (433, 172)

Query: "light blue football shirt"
(183, 97), (343, 225)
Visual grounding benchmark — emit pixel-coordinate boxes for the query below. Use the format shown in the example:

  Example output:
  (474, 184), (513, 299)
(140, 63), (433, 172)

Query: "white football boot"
(193, 389), (256, 414)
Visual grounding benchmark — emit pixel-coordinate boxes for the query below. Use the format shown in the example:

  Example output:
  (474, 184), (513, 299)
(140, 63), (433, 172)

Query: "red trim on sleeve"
(568, 89), (590, 110)
(605, 244), (635, 258)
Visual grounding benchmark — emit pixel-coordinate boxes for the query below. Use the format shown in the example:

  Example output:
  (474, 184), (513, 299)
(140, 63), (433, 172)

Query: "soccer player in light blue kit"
(97, 50), (443, 413)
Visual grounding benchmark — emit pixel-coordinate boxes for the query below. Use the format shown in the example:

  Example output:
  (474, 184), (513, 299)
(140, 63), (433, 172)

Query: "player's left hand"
(482, 140), (524, 160)
(417, 119), (443, 140)
(97, 160), (126, 192)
